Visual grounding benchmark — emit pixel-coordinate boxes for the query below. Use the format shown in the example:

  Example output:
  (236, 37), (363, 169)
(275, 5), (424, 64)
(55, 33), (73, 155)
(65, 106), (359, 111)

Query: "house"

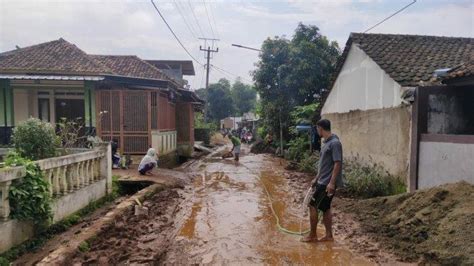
(0, 38), (203, 159)
(321, 33), (473, 191)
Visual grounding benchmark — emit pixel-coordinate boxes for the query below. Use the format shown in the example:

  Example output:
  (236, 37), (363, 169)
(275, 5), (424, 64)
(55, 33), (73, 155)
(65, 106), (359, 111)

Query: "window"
(38, 98), (50, 122)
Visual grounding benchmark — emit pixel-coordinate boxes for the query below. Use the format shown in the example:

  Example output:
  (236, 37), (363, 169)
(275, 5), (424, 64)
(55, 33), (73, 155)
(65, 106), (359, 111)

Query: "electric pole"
(199, 38), (219, 122)
(199, 38), (219, 90)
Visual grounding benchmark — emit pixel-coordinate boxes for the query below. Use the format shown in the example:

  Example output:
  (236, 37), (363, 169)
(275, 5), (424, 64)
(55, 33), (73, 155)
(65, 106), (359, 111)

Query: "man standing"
(301, 119), (343, 242)
(230, 134), (241, 161)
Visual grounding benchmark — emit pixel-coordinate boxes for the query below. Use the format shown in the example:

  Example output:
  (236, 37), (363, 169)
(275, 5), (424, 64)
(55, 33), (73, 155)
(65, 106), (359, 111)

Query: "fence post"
(100, 143), (112, 194)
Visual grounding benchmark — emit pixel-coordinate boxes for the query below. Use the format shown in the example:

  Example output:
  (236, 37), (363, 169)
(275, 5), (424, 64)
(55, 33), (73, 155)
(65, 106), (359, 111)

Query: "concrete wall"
(151, 130), (177, 155)
(0, 219), (34, 253)
(418, 141), (474, 188)
(13, 89), (31, 124)
(323, 106), (411, 180)
(51, 179), (107, 222)
(427, 91), (474, 135)
(322, 44), (403, 115)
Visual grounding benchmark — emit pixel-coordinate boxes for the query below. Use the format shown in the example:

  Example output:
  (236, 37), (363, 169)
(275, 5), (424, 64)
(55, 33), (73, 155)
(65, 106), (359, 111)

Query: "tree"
(252, 23), (340, 140)
(201, 78), (235, 123)
(231, 79), (257, 116)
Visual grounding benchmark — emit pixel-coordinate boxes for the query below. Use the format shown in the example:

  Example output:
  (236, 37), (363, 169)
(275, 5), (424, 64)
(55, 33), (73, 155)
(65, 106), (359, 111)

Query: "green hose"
(253, 170), (324, 236)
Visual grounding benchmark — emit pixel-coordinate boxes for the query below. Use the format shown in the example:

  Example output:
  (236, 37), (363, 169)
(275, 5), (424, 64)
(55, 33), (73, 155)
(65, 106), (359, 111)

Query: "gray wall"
(324, 106), (412, 181)
(418, 141), (474, 188)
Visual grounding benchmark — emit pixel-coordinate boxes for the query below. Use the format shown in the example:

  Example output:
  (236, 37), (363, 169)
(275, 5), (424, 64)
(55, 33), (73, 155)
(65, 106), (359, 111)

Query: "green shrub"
(286, 136), (309, 161)
(12, 118), (59, 160)
(5, 152), (52, 227)
(297, 153), (319, 174)
(78, 241), (90, 253)
(343, 161), (406, 198)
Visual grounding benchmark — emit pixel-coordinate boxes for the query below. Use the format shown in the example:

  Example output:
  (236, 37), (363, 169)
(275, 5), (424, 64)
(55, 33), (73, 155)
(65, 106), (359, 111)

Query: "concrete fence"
(0, 143), (112, 252)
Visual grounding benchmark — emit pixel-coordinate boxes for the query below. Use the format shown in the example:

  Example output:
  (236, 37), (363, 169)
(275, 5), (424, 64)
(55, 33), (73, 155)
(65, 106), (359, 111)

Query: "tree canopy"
(252, 23), (340, 139)
(195, 78), (257, 124)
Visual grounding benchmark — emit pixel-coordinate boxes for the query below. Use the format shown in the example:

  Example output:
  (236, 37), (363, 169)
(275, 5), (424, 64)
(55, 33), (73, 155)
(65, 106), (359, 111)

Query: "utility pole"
(199, 38), (219, 121)
(199, 38), (219, 90)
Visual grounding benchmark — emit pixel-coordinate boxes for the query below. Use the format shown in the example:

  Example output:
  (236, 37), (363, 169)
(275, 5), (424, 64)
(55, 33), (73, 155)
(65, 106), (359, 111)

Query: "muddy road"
(162, 147), (371, 265)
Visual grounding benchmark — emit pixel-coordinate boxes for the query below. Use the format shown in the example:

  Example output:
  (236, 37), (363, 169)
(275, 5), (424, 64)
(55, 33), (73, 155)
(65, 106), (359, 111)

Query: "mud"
(70, 187), (185, 265)
(283, 170), (409, 265)
(337, 182), (474, 265)
(162, 146), (371, 265)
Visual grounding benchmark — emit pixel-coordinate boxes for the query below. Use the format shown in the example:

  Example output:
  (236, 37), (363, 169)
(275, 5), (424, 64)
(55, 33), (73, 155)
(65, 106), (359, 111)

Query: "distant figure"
(264, 133), (273, 146)
(311, 125), (321, 152)
(230, 134), (241, 161)
(111, 139), (121, 169)
(138, 148), (158, 175)
(301, 119), (343, 243)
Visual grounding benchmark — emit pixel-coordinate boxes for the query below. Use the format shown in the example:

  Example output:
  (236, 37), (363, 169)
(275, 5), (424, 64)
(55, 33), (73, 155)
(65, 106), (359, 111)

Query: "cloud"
(0, 0), (472, 89)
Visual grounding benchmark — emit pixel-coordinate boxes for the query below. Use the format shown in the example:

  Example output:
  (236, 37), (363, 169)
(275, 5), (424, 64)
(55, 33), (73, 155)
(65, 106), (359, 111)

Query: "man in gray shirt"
(301, 119), (343, 242)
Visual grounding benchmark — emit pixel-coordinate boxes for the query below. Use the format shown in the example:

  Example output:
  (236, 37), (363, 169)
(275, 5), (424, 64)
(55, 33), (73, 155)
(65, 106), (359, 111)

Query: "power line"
(202, 0), (216, 39)
(207, 0), (220, 39)
(150, 0), (203, 66)
(211, 64), (252, 83)
(187, 0), (205, 38)
(364, 0), (417, 33)
(172, 0), (198, 39)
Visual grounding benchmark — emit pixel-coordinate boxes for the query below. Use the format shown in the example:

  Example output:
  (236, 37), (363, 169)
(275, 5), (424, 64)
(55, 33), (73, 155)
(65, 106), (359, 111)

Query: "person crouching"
(138, 148), (158, 175)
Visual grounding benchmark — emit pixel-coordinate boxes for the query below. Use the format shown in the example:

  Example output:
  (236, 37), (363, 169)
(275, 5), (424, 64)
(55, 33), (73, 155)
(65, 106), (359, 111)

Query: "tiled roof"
(0, 38), (112, 75)
(446, 60), (474, 79)
(0, 39), (180, 84)
(335, 33), (473, 87)
(90, 55), (167, 81)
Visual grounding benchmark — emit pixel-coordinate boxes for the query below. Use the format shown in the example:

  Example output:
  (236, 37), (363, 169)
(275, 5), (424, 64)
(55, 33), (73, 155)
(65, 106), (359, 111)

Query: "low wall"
(323, 106), (412, 182)
(418, 134), (474, 189)
(52, 179), (107, 222)
(0, 144), (112, 253)
(151, 130), (177, 155)
(0, 219), (34, 253)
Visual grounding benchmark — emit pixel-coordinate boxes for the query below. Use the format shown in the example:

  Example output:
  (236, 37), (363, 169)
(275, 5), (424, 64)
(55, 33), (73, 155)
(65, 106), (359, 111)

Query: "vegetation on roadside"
(342, 160), (406, 198)
(11, 118), (60, 160)
(5, 153), (53, 227)
(0, 176), (121, 264)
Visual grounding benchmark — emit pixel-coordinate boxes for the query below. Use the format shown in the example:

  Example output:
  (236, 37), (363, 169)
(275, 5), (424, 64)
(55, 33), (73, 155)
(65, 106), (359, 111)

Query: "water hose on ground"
(241, 164), (323, 236)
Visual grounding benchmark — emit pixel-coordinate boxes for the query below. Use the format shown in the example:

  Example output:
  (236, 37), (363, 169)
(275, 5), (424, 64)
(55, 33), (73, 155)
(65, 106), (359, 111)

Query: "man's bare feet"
(300, 235), (318, 243)
(319, 235), (334, 242)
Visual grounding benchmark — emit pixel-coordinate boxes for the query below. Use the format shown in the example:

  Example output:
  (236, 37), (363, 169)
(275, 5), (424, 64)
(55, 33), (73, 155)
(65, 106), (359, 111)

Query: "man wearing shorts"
(301, 119), (343, 242)
(230, 134), (241, 161)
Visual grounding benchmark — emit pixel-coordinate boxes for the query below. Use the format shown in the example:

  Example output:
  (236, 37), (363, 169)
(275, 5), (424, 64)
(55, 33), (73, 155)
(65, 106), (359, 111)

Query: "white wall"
(152, 130), (177, 155)
(13, 89), (31, 124)
(322, 44), (403, 114)
(418, 141), (474, 189)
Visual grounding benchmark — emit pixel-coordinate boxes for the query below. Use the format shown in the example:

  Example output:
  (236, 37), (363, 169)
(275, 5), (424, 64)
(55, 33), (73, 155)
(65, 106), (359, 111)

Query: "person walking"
(301, 119), (343, 242)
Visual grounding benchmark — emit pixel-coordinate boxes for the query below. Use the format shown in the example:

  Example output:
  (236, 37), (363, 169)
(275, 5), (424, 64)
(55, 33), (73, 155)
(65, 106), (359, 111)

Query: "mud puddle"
(163, 149), (372, 265)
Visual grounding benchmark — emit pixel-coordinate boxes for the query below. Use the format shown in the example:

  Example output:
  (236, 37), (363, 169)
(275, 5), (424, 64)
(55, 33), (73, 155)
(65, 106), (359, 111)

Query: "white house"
(321, 33), (473, 191)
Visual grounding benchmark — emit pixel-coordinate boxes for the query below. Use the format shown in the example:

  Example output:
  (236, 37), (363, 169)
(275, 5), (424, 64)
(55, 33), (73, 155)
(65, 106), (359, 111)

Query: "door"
(96, 90), (151, 154)
(55, 98), (86, 137)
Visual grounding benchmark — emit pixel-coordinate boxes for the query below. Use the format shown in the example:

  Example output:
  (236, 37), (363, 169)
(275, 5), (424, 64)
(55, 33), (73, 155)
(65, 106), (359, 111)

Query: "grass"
(0, 175), (121, 264)
(342, 160), (406, 198)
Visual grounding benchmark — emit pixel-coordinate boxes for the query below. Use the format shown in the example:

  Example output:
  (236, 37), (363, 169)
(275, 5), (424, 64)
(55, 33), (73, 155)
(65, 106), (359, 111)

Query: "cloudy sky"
(0, 0), (472, 89)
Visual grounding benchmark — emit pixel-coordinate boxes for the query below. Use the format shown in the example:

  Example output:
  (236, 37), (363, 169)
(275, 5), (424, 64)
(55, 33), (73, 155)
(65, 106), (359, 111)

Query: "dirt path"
(161, 146), (372, 265)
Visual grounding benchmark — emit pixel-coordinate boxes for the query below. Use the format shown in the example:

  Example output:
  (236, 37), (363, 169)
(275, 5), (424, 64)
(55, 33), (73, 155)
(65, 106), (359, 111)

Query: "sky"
(0, 0), (473, 90)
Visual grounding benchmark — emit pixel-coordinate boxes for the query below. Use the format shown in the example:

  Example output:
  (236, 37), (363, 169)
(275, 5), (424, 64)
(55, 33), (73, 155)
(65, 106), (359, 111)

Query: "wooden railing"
(0, 144), (111, 221)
